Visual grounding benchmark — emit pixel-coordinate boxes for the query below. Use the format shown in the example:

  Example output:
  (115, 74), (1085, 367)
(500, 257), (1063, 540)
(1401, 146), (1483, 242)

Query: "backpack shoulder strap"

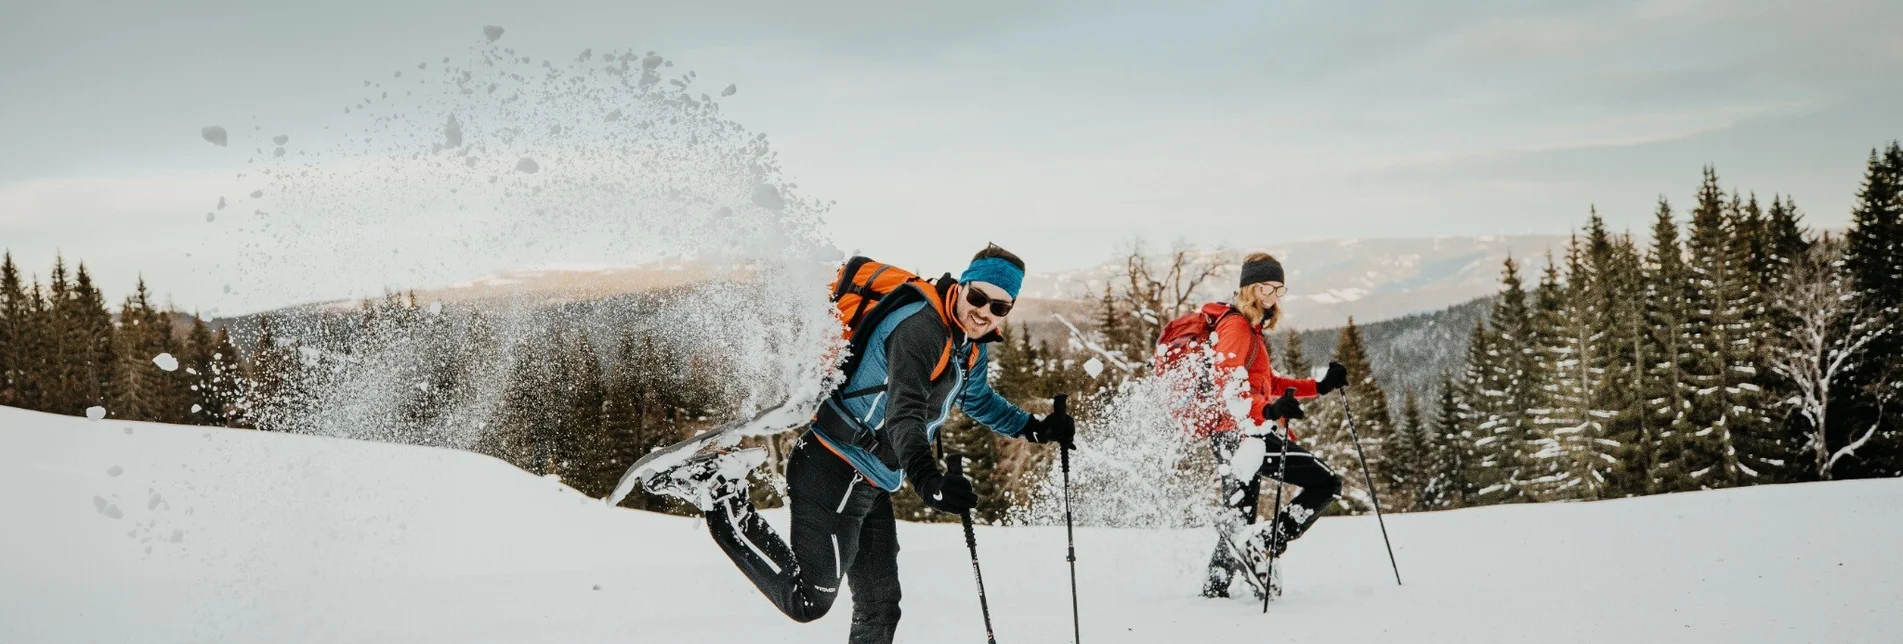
(1207, 305), (1261, 371)
(920, 276), (961, 381)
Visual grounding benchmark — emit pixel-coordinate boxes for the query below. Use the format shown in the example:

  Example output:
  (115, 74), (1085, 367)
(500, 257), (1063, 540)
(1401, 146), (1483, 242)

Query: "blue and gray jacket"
(812, 286), (1030, 492)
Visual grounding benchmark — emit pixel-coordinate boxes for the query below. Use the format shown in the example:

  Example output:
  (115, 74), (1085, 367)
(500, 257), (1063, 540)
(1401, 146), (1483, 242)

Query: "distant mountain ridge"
(1022, 234), (1564, 330)
(215, 238), (1528, 413)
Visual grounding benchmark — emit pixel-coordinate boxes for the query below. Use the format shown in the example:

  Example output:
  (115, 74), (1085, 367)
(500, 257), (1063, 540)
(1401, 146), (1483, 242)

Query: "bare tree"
(1769, 237), (1894, 480)
(1120, 241), (1228, 349)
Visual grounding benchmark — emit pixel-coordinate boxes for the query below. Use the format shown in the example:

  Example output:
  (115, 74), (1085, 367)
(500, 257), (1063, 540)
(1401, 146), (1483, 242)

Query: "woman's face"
(1255, 281), (1286, 306)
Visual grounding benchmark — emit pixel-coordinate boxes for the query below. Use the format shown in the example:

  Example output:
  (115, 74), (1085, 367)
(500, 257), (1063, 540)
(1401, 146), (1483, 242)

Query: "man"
(650, 243), (1075, 644)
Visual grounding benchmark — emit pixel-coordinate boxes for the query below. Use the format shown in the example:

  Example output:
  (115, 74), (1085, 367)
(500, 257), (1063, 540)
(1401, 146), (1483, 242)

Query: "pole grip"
(1053, 393), (1069, 416)
(946, 452), (964, 477)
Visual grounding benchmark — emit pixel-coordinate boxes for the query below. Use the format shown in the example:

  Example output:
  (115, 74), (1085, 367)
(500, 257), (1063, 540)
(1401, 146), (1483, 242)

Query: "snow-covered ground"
(3, 405), (1898, 643)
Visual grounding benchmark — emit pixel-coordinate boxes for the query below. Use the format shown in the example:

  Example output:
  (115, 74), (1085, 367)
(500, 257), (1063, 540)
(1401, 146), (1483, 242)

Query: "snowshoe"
(1221, 522), (1288, 601)
(641, 445), (767, 512)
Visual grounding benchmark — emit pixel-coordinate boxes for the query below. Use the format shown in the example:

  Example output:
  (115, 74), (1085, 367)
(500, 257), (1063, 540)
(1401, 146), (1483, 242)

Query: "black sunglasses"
(964, 285), (1015, 317)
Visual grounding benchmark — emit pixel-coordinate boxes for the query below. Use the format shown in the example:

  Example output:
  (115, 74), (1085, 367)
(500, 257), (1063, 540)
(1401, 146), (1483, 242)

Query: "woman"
(1161, 252), (1349, 599)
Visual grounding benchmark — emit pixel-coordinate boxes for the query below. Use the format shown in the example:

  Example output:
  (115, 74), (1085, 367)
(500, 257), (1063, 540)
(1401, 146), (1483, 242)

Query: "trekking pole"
(1054, 394), (1080, 644)
(1265, 389), (1293, 614)
(947, 454), (999, 644)
(1339, 389), (1403, 586)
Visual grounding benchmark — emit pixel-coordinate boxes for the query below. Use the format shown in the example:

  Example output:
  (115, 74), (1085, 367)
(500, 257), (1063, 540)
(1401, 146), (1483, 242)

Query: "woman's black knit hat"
(1240, 256), (1285, 287)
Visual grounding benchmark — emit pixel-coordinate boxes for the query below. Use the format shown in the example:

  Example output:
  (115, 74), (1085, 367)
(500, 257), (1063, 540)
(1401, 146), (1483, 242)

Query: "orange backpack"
(830, 256), (973, 381)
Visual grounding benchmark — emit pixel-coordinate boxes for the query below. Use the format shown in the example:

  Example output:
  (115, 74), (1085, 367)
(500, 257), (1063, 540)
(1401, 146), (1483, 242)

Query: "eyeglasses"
(1259, 283), (1287, 299)
(964, 285), (1015, 317)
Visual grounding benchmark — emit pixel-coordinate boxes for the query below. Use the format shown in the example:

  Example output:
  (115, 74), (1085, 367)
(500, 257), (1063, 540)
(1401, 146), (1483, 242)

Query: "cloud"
(0, 174), (233, 230)
(4, 0), (1897, 311)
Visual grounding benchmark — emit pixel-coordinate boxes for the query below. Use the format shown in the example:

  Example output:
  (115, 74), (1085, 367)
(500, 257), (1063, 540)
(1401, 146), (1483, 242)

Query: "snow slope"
(3, 405), (1898, 643)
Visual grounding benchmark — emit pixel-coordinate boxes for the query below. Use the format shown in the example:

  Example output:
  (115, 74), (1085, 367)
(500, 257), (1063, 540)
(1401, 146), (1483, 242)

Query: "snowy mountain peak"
(1020, 234), (1568, 329)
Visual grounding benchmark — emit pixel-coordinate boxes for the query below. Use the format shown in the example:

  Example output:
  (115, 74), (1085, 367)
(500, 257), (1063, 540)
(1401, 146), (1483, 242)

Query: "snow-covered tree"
(1599, 231), (1654, 496)
(1423, 370), (1478, 509)
(1469, 257), (1542, 504)
(1641, 198), (1699, 493)
(1680, 170), (1752, 487)
(1531, 240), (1615, 500)
(1773, 237), (1894, 480)
(1388, 388), (1431, 510)
(1836, 143), (1903, 477)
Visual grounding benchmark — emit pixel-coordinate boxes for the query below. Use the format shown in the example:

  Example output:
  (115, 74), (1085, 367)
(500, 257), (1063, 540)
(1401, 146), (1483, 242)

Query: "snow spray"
(203, 26), (846, 450)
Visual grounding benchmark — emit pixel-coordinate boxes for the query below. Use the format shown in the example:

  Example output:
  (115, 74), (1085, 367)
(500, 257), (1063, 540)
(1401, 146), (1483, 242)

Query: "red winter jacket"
(1205, 303), (1319, 440)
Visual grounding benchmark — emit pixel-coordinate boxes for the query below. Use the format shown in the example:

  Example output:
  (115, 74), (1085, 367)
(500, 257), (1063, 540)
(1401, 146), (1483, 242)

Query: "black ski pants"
(704, 430), (904, 644)
(1206, 431), (1342, 579)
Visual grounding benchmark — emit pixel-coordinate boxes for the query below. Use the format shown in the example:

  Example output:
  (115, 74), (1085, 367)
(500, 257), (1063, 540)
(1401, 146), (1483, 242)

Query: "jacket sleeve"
(958, 344), (1031, 437)
(882, 310), (949, 484)
(1270, 370), (1320, 401)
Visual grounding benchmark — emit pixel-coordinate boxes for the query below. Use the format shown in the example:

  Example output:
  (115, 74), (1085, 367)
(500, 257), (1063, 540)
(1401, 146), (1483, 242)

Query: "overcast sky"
(3, 0), (1899, 314)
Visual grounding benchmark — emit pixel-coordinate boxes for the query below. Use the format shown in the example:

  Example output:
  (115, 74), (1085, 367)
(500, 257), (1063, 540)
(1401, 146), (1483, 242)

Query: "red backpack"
(1152, 302), (1257, 376)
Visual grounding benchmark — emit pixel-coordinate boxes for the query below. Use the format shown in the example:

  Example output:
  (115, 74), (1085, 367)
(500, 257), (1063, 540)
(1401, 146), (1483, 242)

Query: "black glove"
(1315, 361), (1349, 396)
(913, 456), (977, 515)
(1020, 394), (1076, 449)
(1265, 388), (1305, 421)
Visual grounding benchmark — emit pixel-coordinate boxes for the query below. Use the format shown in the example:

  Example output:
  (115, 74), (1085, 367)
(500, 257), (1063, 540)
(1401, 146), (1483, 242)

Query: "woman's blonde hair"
(1235, 251), (1283, 330)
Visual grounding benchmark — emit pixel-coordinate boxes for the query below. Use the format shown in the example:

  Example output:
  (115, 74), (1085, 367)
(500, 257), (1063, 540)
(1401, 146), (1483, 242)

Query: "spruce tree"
(1836, 142), (1903, 477)
(16, 280), (51, 411)
(1389, 388), (1429, 510)
(1424, 371), (1477, 509)
(1535, 241), (1613, 500)
(1526, 250), (1572, 499)
(200, 327), (249, 427)
(0, 253), (23, 408)
(151, 307), (189, 424)
(69, 265), (122, 416)
(43, 258), (80, 414)
(1681, 171), (1753, 487)
(1470, 257), (1541, 503)
(248, 315), (310, 431)
(993, 322), (1039, 400)
(1094, 284), (1129, 361)
(600, 332), (648, 508)
(529, 326), (576, 477)
(1602, 232), (1654, 496)
(1642, 198), (1698, 493)
(181, 315), (211, 423)
(565, 330), (607, 493)
(487, 327), (559, 474)
(1279, 328), (1313, 378)
(1766, 196), (1812, 282)
(1318, 317), (1395, 513)
(110, 279), (164, 421)
(1725, 194), (1786, 481)
(397, 310), (451, 432)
